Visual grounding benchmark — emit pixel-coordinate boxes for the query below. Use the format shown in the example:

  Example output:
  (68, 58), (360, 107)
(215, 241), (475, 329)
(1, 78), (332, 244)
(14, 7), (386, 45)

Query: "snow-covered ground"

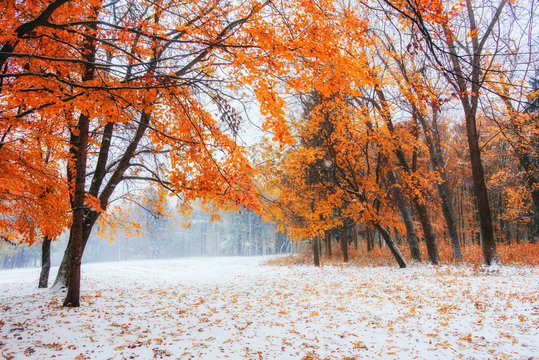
(0, 256), (537, 359)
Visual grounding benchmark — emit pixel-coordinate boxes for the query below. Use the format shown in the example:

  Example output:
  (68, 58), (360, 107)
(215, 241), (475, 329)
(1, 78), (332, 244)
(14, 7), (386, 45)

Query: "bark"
(415, 109), (463, 261)
(374, 224), (407, 268)
(38, 237), (52, 288)
(414, 203), (439, 264)
(53, 108), (151, 289)
(312, 237), (320, 267)
(366, 229), (373, 252)
(52, 234), (70, 290)
(60, 12), (98, 305)
(52, 211), (98, 290)
(395, 228), (402, 245)
(387, 170), (422, 262)
(439, 4), (502, 265)
(374, 86), (440, 264)
(339, 226), (349, 262)
(325, 230), (332, 258)
(63, 111), (90, 307)
(466, 116), (498, 264)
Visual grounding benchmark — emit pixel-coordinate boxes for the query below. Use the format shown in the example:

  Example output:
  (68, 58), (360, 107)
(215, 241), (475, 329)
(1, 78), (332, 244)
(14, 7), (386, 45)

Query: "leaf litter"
(0, 256), (537, 359)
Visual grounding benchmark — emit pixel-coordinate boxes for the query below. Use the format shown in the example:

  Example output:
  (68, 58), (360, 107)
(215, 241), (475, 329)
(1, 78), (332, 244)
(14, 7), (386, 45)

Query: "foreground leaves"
(0, 257), (537, 359)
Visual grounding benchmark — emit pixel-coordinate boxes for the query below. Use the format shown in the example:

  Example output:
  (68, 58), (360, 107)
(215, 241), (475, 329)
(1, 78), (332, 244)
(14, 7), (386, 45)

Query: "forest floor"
(0, 256), (537, 360)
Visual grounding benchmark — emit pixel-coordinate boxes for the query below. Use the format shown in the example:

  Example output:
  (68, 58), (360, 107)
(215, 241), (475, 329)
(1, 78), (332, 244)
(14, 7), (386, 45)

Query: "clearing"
(0, 256), (537, 359)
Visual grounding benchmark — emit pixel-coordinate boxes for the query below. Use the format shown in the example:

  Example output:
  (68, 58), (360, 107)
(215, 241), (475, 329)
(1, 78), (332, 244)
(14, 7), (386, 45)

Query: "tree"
(375, 34), (463, 261)
(1, 0), (283, 306)
(258, 91), (408, 268)
(379, 0), (519, 264)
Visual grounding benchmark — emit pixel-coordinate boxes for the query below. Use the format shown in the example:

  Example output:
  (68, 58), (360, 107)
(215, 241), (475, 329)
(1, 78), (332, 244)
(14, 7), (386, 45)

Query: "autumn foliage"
(1, 0), (538, 306)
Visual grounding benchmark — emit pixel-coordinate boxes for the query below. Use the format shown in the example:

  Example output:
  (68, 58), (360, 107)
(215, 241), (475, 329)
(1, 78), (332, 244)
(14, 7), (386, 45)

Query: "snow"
(0, 256), (537, 359)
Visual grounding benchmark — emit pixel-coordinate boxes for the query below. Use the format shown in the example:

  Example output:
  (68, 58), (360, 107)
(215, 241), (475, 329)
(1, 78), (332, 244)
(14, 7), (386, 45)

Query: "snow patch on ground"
(0, 256), (537, 359)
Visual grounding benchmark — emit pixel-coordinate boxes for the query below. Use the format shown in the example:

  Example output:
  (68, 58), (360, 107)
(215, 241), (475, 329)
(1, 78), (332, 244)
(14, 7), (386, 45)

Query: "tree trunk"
(395, 228), (402, 245)
(339, 226), (349, 262)
(374, 224), (407, 268)
(466, 116), (499, 264)
(53, 209), (98, 290)
(531, 189), (539, 243)
(325, 230), (332, 258)
(374, 87), (440, 264)
(312, 237), (320, 267)
(387, 170), (422, 262)
(416, 109), (463, 261)
(63, 111), (90, 307)
(38, 236), (52, 288)
(437, 179), (463, 261)
(415, 202), (440, 265)
(366, 229), (373, 252)
(61, 6), (99, 307)
(439, 14), (501, 265)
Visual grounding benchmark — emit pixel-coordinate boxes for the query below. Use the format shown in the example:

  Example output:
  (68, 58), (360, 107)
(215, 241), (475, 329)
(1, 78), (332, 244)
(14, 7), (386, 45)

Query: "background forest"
(0, 0), (538, 309)
(1, 203), (289, 269)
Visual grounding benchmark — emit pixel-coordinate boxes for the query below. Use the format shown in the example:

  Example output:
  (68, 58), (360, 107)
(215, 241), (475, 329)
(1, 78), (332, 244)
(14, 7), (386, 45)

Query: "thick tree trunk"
(440, 14), (501, 265)
(53, 208), (98, 290)
(339, 226), (349, 262)
(63, 112), (90, 307)
(415, 202), (440, 265)
(38, 237), (52, 288)
(312, 237), (320, 267)
(395, 228), (402, 245)
(465, 114), (499, 264)
(400, 204), (422, 261)
(374, 224), (407, 268)
(61, 6), (98, 307)
(52, 248), (69, 290)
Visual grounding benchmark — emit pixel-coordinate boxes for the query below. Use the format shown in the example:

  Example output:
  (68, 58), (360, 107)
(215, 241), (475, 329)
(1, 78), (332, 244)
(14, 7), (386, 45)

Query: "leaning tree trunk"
(38, 236), (52, 288)
(387, 170), (422, 262)
(374, 87), (440, 264)
(51, 239), (70, 290)
(374, 224), (407, 268)
(416, 109), (463, 261)
(399, 201), (422, 262)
